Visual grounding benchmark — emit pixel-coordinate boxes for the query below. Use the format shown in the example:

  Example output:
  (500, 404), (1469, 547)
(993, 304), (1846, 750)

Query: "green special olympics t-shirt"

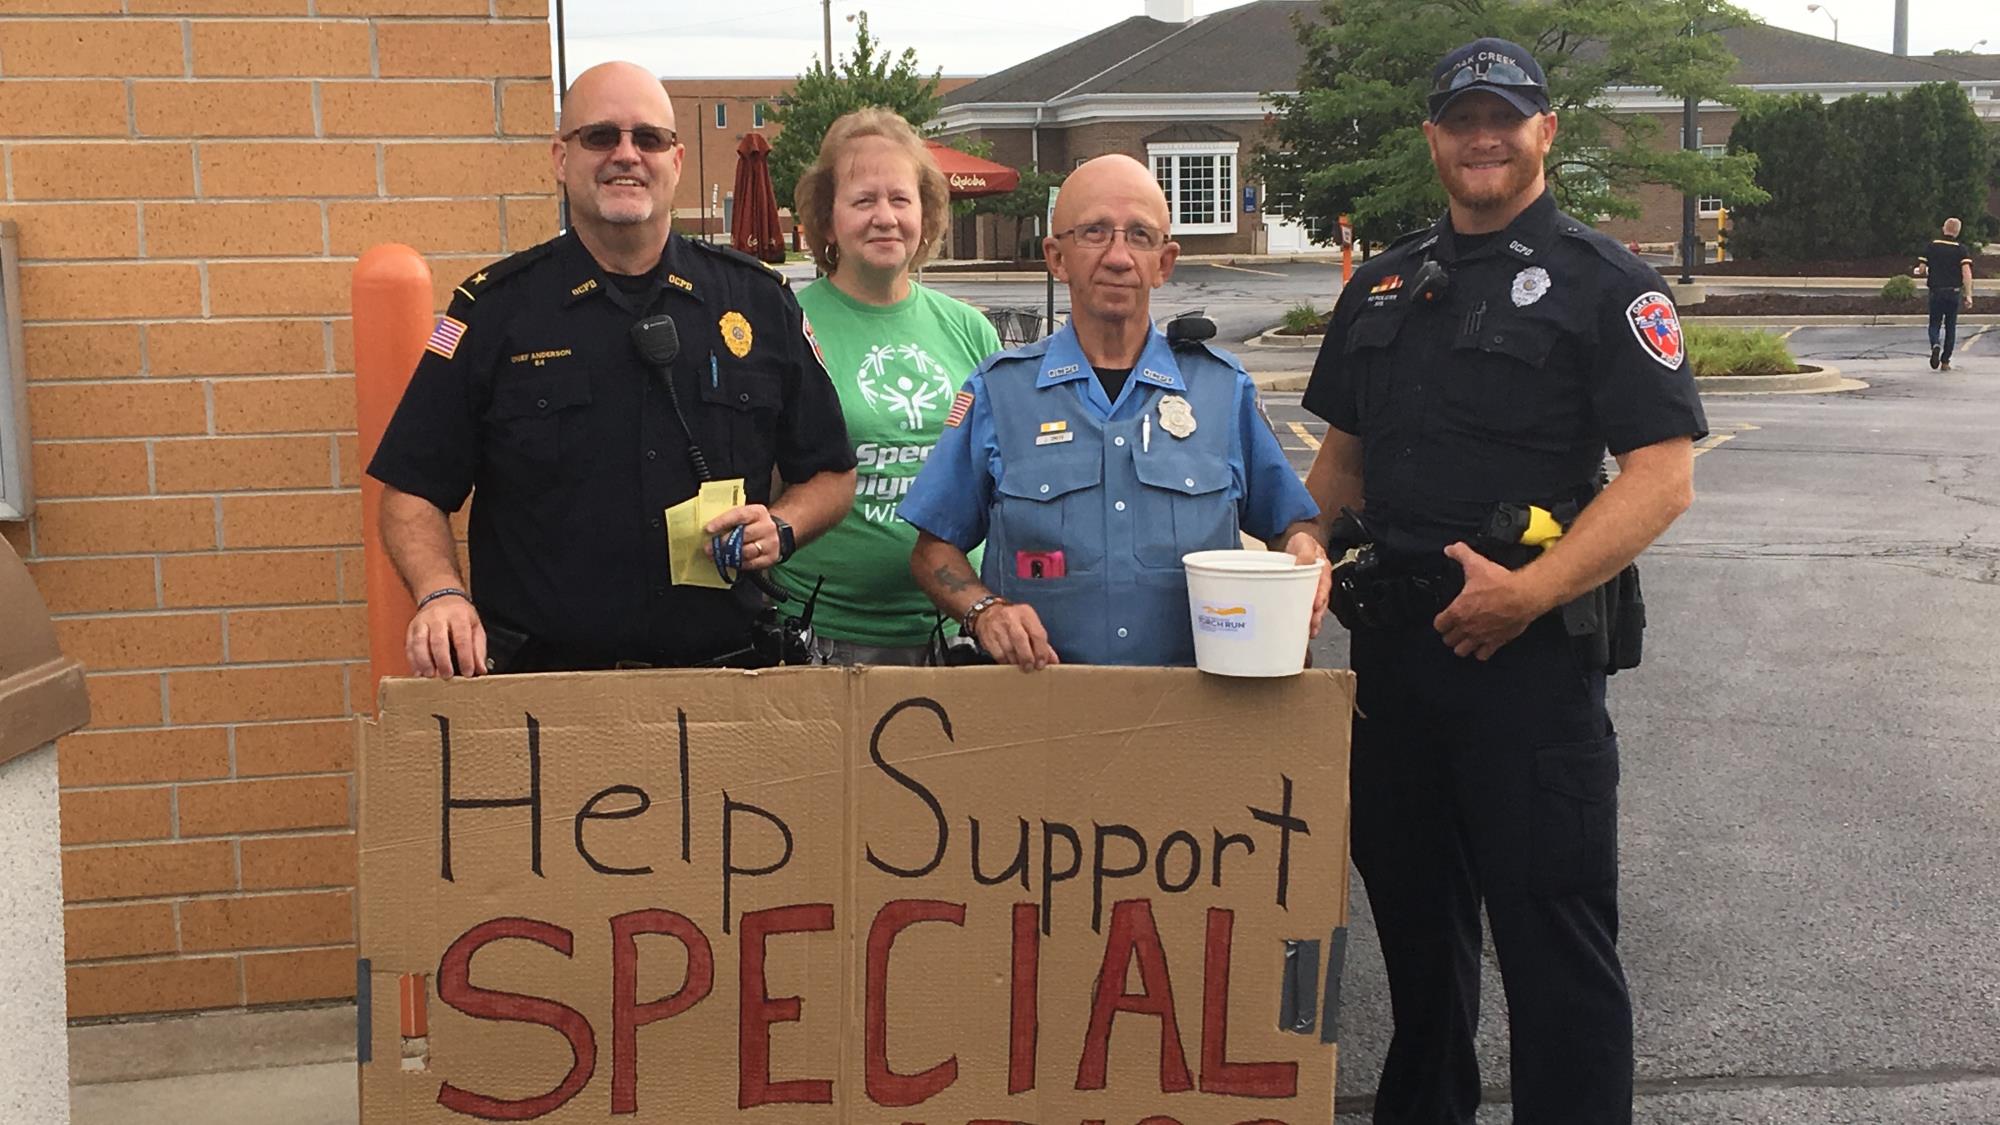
(773, 278), (1001, 646)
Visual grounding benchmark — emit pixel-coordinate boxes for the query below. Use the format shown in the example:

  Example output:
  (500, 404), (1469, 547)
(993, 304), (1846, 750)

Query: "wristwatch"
(771, 516), (796, 563)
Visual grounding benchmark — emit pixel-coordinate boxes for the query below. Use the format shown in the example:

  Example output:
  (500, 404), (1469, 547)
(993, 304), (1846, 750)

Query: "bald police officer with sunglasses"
(1298, 39), (1705, 1125)
(901, 154), (1327, 670)
(369, 61), (856, 675)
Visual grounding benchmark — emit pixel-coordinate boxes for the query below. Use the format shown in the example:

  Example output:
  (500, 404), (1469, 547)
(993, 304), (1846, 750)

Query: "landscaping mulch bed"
(1688, 256), (1932, 278)
(1692, 293), (2000, 317)
(1268, 291), (2000, 332)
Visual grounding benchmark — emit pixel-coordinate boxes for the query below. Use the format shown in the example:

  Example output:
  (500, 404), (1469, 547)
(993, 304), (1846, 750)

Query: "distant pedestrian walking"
(1915, 218), (1974, 371)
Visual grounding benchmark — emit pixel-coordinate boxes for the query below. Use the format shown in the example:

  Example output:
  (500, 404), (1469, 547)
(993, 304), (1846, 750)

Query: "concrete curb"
(1244, 319), (1998, 349)
(1251, 371), (1313, 392)
(1685, 315), (1997, 327)
(69, 1004), (355, 1086)
(1251, 363), (1864, 396)
(1694, 363), (1861, 394)
(1245, 327), (1319, 349)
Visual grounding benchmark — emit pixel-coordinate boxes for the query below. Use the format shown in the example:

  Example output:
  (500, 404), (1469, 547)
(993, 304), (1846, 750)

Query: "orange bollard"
(1338, 213), (1354, 285)
(352, 244), (435, 710)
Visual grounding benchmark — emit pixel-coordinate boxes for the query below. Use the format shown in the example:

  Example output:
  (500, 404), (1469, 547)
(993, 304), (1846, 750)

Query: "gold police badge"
(719, 311), (753, 358)
(1158, 393), (1197, 439)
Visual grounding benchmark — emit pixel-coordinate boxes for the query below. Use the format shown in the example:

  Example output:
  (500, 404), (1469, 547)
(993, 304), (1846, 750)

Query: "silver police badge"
(1510, 266), (1552, 308)
(1158, 394), (1197, 439)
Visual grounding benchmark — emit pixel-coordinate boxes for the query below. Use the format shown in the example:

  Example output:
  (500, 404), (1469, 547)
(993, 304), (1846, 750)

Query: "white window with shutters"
(1148, 141), (1239, 237)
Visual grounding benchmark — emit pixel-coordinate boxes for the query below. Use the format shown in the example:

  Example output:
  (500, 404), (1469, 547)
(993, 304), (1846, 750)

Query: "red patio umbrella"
(731, 131), (786, 264)
(924, 141), (1021, 199)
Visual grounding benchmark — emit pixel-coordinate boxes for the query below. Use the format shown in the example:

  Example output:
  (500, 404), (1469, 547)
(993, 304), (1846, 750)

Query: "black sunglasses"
(1432, 57), (1541, 96)
(563, 123), (678, 153)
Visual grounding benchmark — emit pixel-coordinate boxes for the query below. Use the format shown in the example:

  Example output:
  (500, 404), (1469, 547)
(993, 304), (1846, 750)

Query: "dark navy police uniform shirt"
(367, 230), (855, 667)
(1303, 192), (1707, 554)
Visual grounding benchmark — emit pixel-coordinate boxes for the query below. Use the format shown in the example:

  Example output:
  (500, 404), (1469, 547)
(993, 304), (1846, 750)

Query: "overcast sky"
(558, 0), (2000, 83)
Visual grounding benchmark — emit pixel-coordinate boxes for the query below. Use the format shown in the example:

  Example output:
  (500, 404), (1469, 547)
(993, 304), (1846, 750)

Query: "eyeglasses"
(1054, 223), (1166, 252)
(1432, 56), (1542, 97)
(563, 123), (678, 153)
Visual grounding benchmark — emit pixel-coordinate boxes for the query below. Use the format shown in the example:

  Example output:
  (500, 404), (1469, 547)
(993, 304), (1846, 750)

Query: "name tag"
(1034, 431), (1076, 446)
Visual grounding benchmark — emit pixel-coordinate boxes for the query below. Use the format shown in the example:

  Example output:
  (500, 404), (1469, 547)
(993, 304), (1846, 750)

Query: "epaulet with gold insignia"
(451, 239), (557, 304)
(688, 238), (793, 289)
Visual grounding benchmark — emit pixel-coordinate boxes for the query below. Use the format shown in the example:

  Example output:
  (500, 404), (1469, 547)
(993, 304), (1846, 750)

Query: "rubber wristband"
(416, 586), (470, 612)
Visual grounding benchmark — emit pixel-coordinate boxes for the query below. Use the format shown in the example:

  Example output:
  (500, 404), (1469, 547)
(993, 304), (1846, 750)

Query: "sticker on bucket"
(1198, 603), (1255, 636)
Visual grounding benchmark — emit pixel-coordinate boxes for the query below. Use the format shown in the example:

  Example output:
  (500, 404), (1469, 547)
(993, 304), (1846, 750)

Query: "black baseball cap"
(1427, 37), (1550, 123)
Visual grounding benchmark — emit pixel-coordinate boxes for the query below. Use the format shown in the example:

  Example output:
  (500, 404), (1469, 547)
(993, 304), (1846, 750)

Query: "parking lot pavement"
(71, 342), (1997, 1125)
(1281, 350), (2000, 1121)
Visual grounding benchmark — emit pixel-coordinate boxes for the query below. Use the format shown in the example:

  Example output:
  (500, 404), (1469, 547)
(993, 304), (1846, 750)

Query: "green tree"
(964, 169), (1065, 260)
(1257, 0), (1768, 250)
(1728, 82), (1991, 257)
(768, 12), (942, 210)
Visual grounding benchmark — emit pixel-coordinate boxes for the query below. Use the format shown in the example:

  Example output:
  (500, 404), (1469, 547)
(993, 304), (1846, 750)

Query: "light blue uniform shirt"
(898, 322), (1317, 666)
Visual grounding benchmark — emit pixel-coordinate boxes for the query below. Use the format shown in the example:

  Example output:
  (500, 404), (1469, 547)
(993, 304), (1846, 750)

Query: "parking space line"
(1963, 325), (1995, 347)
(1287, 421), (1322, 450)
(1203, 262), (1288, 278)
(1779, 326), (1804, 340)
(1693, 421), (1759, 459)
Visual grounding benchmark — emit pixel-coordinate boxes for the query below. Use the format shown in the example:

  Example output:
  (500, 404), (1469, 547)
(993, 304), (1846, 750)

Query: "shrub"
(1880, 274), (1918, 301)
(1279, 302), (1325, 334)
(1685, 324), (1799, 377)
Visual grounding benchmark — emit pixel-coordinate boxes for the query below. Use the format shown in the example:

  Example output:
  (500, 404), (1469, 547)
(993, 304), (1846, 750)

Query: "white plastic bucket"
(1182, 549), (1323, 677)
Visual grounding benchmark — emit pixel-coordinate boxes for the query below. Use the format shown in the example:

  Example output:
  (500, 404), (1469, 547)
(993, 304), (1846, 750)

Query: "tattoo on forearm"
(932, 564), (975, 594)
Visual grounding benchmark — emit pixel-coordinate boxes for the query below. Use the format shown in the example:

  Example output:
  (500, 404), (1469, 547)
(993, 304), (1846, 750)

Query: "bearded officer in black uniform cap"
(1298, 37), (1706, 1125)
(369, 61), (857, 675)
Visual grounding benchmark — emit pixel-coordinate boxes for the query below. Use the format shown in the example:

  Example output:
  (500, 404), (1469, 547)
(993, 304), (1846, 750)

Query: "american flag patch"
(801, 313), (830, 375)
(944, 389), (975, 428)
(425, 315), (468, 359)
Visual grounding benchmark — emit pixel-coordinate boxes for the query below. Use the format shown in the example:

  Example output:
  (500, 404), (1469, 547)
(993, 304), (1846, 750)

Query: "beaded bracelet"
(960, 594), (1008, 639)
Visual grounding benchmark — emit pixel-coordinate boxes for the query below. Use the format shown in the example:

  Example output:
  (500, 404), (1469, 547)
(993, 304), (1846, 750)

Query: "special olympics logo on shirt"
(856, 343), (957, 430)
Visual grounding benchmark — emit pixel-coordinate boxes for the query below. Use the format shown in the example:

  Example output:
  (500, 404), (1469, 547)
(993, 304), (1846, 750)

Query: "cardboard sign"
(358, 666), (1353, 1123)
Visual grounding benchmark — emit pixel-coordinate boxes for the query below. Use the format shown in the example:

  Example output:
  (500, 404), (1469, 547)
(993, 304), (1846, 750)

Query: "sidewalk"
(69, 1006), (357, 1125)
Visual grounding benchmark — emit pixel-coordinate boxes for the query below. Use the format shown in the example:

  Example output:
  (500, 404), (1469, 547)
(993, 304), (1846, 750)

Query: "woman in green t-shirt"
(773, 108), (1003, 663)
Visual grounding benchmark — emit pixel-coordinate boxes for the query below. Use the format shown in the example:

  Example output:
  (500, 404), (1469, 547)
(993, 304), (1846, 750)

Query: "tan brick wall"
(0, 1), (556, 1020)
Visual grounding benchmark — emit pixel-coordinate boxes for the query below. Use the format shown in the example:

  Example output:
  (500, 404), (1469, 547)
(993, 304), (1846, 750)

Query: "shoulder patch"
(455, 239), (556, 301)
(689, 239), (791, 287)
(1625, 291), (1685, 370)
(944, 389), (975, 428)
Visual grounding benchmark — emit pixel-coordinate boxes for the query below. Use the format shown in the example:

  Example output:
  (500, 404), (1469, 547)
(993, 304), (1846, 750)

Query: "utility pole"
(1680, 90), (1698, 286)
(1893, 0), (1909, 55)
(1678, 20), (1699, 287)
(696, 101), (709, 239)
(822, 0), (834, 72)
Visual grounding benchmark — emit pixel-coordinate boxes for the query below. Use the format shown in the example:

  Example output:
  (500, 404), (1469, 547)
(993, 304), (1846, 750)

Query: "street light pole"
(1806, 3), (1838, 43)
(1681, 90), (1698, 286)
(822, 0), (834, 72)
(1678, 19), (1698, 287)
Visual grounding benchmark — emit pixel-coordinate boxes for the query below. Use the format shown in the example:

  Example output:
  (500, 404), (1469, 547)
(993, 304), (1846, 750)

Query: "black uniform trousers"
(1349, 614), (1631, 1125)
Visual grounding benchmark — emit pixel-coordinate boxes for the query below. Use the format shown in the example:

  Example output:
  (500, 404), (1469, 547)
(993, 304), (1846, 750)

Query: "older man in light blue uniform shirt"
(901, 154), (1329, 670)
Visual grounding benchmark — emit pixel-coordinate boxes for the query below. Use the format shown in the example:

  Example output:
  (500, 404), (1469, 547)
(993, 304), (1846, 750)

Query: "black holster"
(1329, 545), (1460, 631)
(1556, 563), (1645, 674)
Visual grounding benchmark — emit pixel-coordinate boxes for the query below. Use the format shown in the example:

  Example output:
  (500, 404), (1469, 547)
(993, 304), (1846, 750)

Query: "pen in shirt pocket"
(709, 353), (719, 388)
(1142, 411), (1152, 453)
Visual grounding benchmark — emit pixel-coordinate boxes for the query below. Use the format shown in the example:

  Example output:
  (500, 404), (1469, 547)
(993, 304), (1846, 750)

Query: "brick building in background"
(0, 0), (555, 1020)
(659, 75), (978, 242)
